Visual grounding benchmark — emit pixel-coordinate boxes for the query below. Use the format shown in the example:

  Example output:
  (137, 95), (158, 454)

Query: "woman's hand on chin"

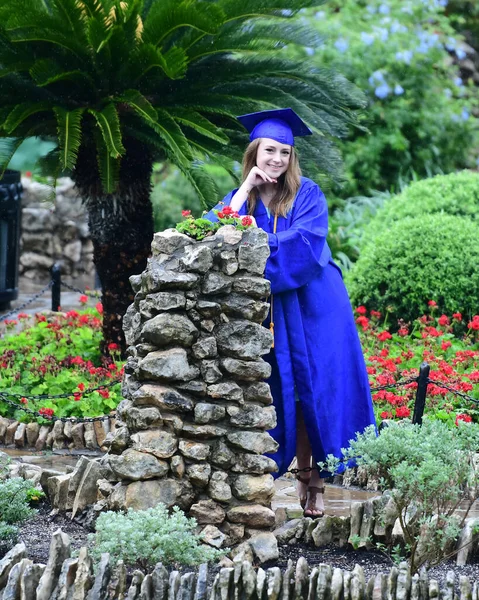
(244, 166), (277, 189)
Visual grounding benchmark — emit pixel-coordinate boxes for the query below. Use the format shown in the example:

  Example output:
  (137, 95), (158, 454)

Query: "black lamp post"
(0, 170), (22, 311)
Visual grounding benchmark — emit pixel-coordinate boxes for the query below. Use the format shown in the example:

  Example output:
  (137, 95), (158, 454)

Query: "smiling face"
(255, 138), (292, 179)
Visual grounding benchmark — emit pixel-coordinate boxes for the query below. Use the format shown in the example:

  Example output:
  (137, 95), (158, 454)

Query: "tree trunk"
(74, 139), (154, 356)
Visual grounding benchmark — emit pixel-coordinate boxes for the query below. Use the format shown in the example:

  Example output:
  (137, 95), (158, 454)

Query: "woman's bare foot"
(296, 475), (311, 509)
(303, 484), (325, 519)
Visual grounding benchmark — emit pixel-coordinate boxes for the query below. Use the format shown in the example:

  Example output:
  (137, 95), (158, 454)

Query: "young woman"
(206, 108), (376, 518)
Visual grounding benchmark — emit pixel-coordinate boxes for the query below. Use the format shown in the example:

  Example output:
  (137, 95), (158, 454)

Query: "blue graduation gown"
(205, 177), (376, 477)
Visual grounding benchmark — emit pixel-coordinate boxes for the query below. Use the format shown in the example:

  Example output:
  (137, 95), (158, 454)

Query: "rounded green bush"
(363, 171), (479, 244)
(346, 213), (479, 324)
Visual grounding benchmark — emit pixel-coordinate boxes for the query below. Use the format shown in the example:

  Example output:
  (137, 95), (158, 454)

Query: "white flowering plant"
(302, 0), (478, 198)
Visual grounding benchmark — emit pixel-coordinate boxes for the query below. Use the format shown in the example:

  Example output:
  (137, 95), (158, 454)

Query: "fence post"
(412, 361), (430, 425)
(51, 263), (61, 312)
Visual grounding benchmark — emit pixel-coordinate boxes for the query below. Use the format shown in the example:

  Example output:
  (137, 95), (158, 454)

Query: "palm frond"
(54, 107), (84, 170)
(145, 108), (193, 168)
(217, 0), (322, 22)
(143, 0), (224, 48)
(30, 58), (97, 92)
(36, 146), (62, 178)
(117, 89), (157, 122)
(168, 109), (229, 145)
(3, 101), (52, 134)
(49, 0), (87, 38)
(0, 137), (23, 176)
(7, 27), (87, 61)
(94, 129), (120, 193)
(180, 162), (221, 208)
(130, 44), (188, 83)
(89, 103), (125, 158)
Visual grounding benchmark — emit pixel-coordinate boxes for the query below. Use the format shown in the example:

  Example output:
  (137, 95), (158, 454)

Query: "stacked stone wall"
(19, 176), (94, 282)
(102, 225), (278, 547)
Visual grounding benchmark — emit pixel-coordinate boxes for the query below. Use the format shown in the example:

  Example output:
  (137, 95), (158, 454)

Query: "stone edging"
(0, 416), (114, 452)
(1, 530), (478, 600)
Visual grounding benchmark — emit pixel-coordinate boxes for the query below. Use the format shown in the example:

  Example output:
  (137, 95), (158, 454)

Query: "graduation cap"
(237, 108), (313, 146)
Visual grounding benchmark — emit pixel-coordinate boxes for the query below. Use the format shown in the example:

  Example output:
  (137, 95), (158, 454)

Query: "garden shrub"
(307, 0), (479, 198)
(363, 170), (479, 243)
(323, 419), (479, 573)
(89, 505), (224, 569)
(0, 455), (39, 553)
(346, 213), (479, 324)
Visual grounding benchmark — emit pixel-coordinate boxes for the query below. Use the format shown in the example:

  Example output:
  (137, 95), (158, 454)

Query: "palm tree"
(0, 0), (364, 353)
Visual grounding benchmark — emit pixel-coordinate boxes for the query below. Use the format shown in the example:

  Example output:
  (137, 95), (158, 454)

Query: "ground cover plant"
(0, 453), (43, 553)
(323, 419), (479, 574)
(0, 300), (123, 423)
(89, 504), (224, 569)
(356, 304), (479, 426)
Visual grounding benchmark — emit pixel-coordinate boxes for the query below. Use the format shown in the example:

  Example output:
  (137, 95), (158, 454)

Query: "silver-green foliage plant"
(0, 477), (37, 550)
(322, 420), (479, 573)
(89, 505), (225, 569)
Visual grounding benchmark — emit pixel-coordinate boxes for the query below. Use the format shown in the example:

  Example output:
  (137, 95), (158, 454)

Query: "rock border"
(1, 530), (478, 600)
(0, 416), (114, 452)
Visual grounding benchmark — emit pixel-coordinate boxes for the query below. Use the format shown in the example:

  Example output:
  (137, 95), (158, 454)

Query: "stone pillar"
(106, 225), (278, 546)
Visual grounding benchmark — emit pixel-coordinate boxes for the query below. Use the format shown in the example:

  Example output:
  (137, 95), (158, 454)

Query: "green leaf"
(145, 108), (192, 168)
(143, 0), (224, 47)
(0, 137), (23, 176)
(130, 44), (188, 82)
(116, 89), (157, 122)
(30, 58), (97, 91)
(168, 109), (228, 144)
(3, 102), (51, 134)
(94, 131), (121, 193)
(53, 107), (84, 171)
(89, 104), (125, 158)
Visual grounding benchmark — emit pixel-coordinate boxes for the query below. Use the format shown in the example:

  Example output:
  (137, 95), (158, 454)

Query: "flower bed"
(356, 304), (479, 425)
(0, 300), (123, 424)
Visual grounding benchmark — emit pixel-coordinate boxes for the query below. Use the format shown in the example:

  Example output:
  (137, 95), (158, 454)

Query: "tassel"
(270, 321), (274, 348)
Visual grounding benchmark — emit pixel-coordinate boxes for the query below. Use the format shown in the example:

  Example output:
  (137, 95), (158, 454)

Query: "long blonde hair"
(242, 139), (302, 217)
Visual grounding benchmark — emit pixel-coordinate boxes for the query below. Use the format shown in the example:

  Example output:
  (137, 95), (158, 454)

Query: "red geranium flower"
(380, 411), (392, 419)
(95, 302), (103, 315)
(241, 216), (253, 226)
(370, 310), (382, 319)
(441, 340), (452, 351)
(398, 327), (409, 337)
(438, 315), (449, 326)
(79, 295), (88, 304)
(395, 406), (411, 418)
(78, 382), (86, 392)
(222, 206), (233, 216)
(428, 300), (437, 307)
(355, 306), (367, 315)
(377, 331), (392, 342)
(452, 312), (462, 321)
(108, 342), (119, 351)
(99, 389), (110, 399)
(217, 211), (225, 219)
(181, 209), (192, 217)
(39, 407), (54, 418)
(455, 413), (472, 425)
